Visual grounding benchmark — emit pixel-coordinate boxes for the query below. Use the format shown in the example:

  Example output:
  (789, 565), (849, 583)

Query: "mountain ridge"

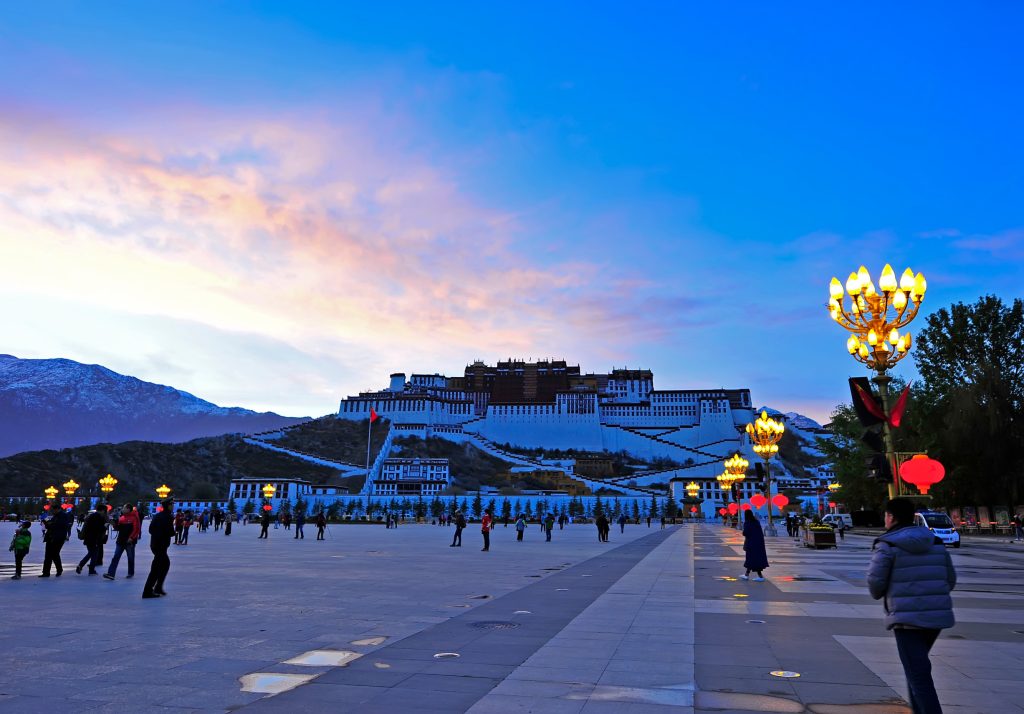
(0, 354), (309, 456)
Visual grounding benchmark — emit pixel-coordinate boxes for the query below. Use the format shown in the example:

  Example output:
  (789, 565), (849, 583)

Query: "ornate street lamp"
(155, 484), (172, 500)
(827, 264), (927, 498)
(44, 485), (59, 500)
(746, 410), (784, 536)
(262, 483), (276, 500)
(99, 473), (118, 495)
(685, 482), (700, 499)
(62, 479), (80, 497)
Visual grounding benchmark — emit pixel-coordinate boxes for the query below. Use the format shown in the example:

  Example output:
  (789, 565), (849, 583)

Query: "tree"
(523, 500), (534, 519)
(294, 495), (307, 519)
(665, 498), (678, 518)
(472, 492), (483, 519)
(430, 496), (444, 519)
(631, 500), (641, 521)
(501, 498), (512, 522)
(327, 501), (342, 519)
(243, 499), (255, 515)
(345, 500), (356, 515)
(487, 498), (496, 517)
(227, 497), (237, 514)
(414, 496), (427, 520)
(593, 496), (604, 517)
(649, 494), (659, 518)
(817, 403), (888, 510)
(279, 499), (292, 517)
(913, 296), (1024, 507)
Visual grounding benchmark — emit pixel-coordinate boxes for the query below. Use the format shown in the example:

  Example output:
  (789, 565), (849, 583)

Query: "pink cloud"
(0, 103), (710, 368)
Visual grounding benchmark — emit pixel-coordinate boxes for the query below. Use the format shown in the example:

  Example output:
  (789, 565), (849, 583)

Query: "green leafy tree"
(612, 498), (622, 518)
(472, 492), (483, 519)
(648, 494), (659, 518)
(631, 500), (641, 521)
(414, 496), (427, 520)
(487, 498), (496, 517)
(344, 500), (356, 515)
(500, 498), (512, 522)
(327, 501), (342, 519)
(665, 498), (678, 518)
(523, 500), (534, 519)
(913, 296), (1024, 506)
(294, 495), (307, 518)
(593, 495), (604, 517)
(227, 497), (237, 514)
(817, 403), (888, 510)
(243, 499), (255, 515)
(430, 496), (444, 519)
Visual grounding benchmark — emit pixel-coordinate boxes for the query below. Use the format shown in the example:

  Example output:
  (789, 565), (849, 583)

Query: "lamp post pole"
(746, 412), (783, 537)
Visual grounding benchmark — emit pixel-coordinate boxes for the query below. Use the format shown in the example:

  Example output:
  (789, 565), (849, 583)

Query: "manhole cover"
(556, 588), (569, 591)
(770, 671), (801, 678)
(470, 621), (521, 630)
(433, 652), (460, 659)
(513, 610), (532, 614)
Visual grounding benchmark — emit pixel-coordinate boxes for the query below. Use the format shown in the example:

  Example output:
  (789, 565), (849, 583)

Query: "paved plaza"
(1, 520), (1023, 713)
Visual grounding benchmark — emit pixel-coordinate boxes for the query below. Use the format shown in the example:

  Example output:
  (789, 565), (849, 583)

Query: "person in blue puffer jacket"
(867, 498), (956, 714)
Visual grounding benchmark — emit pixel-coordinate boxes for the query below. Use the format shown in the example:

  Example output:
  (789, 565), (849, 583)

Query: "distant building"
(371, 457), (451, 497)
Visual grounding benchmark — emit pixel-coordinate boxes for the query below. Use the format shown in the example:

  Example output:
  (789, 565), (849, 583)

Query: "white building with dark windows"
(371, 458), (451, 496)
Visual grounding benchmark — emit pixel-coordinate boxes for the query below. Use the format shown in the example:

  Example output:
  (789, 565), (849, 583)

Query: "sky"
(1, 2), (1022, 422)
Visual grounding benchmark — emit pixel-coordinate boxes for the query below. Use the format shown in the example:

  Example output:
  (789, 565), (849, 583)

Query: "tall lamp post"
(44, 485), (58, 501)
(685, 481), (701, 519)
(827, 264), (927, 498)
(746, 411), (784, 536)
(155, 484), (172, 510)
(716, 453), (747, 528)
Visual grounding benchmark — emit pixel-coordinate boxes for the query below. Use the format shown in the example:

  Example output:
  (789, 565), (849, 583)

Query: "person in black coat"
(76, 504), (108, 575)
(40, 504), (70, 577)
(143, 499), (175, 599)
(741, 509), (769, 581)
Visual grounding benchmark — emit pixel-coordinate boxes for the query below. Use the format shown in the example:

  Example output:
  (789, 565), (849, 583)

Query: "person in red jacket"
(481, 509), (493, 552)
(104, 503), (140, 579)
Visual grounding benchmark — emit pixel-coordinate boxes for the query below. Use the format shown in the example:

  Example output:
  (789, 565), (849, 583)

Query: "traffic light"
(865, 454), (892, 482)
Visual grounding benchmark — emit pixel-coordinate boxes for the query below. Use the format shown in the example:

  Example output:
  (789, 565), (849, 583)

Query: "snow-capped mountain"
(0, 354), (309, 456)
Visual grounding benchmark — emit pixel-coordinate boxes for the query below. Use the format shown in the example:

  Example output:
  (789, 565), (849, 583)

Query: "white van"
(821, 513), (853, 529)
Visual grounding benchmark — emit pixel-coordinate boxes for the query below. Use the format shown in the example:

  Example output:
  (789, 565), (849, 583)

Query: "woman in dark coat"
(742, 509), (769, 581)
(76, 504), (108, 575)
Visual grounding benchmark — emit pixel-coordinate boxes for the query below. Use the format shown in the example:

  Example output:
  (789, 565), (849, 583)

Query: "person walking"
(258, 509), (271, 539)
(76, 504), (108, 575)
(450, 510), (465, 547)
(617, 513), (627, 534)
(544, 512), (555, 542)
(481, 509), (492, 551)
(39, 504), (69, 577)
(595, 513), (609, 542)
(143, 499), (175, 599)
(224, 512), (232, 536)
(867, 498), (956, 714)
(316, 512), (327, 540)
(104, 504), (140, 580)
(9, 520), (31, 579)
(1012, 513), (1024, 542)
(741, 510), (769, 581)
(294, 511), (305, 540)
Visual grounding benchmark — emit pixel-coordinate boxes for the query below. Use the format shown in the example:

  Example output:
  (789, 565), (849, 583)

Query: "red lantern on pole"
(718, 508), (727, 516)
(749, 494), (768, 509)
(156, 506), (163, 513)
(899, 454), (945, 495)
(741, 503), (751, 511)
(829, 501), (837, 509)
(727, 503), (739, 515)
(263, 504), (273, 512)
(690, 507), (698, 514)
(772, 494), (789, 509)
(43, 504), (51, 511)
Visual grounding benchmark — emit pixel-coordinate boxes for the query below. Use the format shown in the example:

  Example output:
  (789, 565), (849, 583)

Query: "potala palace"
(332, 359), (804, 517)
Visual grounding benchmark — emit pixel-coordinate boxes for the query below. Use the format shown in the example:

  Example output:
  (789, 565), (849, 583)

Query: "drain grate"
(470, 621), (521, 630)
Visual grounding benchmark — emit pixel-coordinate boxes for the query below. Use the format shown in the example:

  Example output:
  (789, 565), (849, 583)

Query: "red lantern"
(727, 503), (739, 515)
(106, 504), (113, 511)
(750, 494), (768, 509)
(829, 501), (837, 509)
(690, 507), (698, 513)
(62, 503), (73, 510)
(772, 494), (789, 508)
(899, 454), (945, 494)
(718, 508), (727, 516)
(263, 504), (273, 512)
(43, 504), (51, 511)
(741, 503), (751, 511)
(156, 506), (163, 513)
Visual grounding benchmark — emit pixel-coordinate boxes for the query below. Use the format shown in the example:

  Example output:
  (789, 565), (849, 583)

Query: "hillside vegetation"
(266, 416), (390, 464)
(0, 435), (340, 502)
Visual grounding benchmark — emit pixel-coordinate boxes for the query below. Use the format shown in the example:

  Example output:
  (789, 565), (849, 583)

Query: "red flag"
(370, 408), (379, 423)
(853, 383), (887, 422)
(888, 384), (912, 428)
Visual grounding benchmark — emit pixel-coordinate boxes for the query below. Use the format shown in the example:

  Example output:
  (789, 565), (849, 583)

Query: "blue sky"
(1, 3), (1021, 421)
